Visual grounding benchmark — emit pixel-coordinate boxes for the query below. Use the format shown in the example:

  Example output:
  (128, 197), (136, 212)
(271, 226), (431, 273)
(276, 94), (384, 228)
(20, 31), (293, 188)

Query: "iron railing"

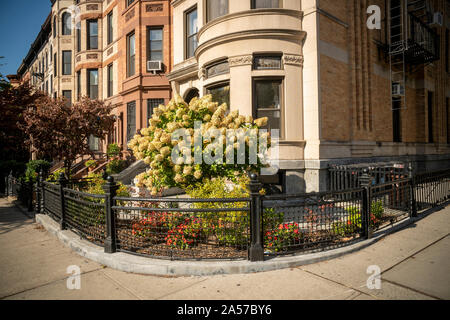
(25, 167), (449, 261)
(329, 162), (407, 191)
(112, 197), (250, 260)
(262, 188), (365, 256)
(5, 174), (34, 211)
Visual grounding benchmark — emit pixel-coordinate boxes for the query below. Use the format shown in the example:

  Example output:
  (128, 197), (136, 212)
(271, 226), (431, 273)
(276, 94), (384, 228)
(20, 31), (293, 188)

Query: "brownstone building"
(17, 0), (173, 154)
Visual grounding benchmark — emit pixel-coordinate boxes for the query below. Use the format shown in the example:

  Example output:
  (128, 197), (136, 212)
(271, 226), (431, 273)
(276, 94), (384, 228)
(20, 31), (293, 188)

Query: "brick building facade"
(17, 0), (173, 154)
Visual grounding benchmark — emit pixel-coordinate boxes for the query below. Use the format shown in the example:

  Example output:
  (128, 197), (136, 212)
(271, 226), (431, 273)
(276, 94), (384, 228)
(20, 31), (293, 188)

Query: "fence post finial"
(103, 176), (119, 253)
(248, 172), (264, 262)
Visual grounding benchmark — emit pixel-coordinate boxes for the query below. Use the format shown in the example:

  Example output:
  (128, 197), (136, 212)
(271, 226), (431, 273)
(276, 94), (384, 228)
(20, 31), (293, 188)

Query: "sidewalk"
(0, 196), (448, 300)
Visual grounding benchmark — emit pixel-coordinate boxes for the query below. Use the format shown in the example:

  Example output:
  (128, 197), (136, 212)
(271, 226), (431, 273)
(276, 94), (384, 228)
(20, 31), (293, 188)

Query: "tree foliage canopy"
(21, 96), (115, 177)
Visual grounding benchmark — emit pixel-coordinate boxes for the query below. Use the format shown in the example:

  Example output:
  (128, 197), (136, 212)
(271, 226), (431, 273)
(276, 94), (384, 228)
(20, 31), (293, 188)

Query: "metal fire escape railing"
(387, 0), (440, 111)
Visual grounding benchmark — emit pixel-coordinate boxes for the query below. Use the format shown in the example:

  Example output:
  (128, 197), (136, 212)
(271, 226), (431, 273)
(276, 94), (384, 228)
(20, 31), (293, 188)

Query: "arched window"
(53, 16), (57, 38)
(62, 12), (72, 35)
(184, 88), (199, 104)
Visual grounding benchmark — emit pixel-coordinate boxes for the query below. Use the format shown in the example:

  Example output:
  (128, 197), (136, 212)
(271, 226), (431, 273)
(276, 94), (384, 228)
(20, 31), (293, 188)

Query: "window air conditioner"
(430, 12), (443, 27)
(392, 83), (405, 97)
(147, 60), (162, 73)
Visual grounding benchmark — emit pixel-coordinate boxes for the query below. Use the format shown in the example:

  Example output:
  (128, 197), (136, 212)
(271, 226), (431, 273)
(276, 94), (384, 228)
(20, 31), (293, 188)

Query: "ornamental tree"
(21, 96), (115, 178)
(129, 94), (270, 195)
(0, 82), (45, 163)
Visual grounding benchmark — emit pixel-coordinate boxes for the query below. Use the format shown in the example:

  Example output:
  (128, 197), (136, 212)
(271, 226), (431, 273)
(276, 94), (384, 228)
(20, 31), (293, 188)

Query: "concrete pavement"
(0, 197), (449, 300)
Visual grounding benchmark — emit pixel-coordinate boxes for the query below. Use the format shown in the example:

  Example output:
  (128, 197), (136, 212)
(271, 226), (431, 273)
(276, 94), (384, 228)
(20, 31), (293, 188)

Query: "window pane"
(207, 83), (230, 107)
(108, 65), (113, 97)
(150, 51), (163, 61)
(207, 0), (228, 22)
(254, 56), (281, 70)
(130, 35), (135, 55)
(187, 36), (197, 58)
(89, 135), (100, 151)
(206, 60), (229, 78)
(63, 51), (71, 75)
(255, 81), (281, 109)
(150, 29), (162, 41)
(108, 13), (113, 44)
(90, 21), (98, 36)
(127, 101), (136, 143)
(62, 13), (71, 35)
(255, 80), (281, 131)
(149, 29), (163, 61)
(187, 9), (197, 36)
(253, 0), (280, 8)
(89, 70), (98, 85)
(62, 90), (72, 105)
(147, 99), (165, 126)
(76, 27), (81, 52)
(88, 70), (98, 99)
(88, 21), (98, 49)
(128, 33), (135, 76)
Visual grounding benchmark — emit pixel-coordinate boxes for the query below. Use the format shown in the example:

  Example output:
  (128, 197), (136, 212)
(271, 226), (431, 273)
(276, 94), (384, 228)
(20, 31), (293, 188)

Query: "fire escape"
(388, 0), (440, 113)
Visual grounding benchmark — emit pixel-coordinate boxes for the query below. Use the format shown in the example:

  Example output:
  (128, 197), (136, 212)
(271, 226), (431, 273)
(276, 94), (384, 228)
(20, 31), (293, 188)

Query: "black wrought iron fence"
(64, 188), (107, 246)
(5, 174), (34, 211)
(30, 167), (450, 262)
(329, 162), (407, 191)
(42, 181), (62, 221)
(112, 197), (250, 260)
(370, 178), (411, 231)
(262, 188), (365, 256)
(414, 170), (450, 213)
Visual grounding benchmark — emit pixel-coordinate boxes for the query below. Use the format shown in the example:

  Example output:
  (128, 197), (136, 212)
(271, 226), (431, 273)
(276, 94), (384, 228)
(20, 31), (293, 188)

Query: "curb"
(34, 212), (423, 277)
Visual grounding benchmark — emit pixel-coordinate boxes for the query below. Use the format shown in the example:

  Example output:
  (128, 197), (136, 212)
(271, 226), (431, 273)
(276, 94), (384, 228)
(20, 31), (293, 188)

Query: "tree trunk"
(64, 160), (72, 179)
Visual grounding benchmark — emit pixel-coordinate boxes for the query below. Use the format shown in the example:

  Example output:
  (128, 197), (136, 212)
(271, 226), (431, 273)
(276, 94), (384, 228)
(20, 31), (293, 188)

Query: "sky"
(0, 0), (51, 78)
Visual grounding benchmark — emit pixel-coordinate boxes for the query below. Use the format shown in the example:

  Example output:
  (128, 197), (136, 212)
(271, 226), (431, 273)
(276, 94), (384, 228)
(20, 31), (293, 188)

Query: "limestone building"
(168, 0), (450, 192)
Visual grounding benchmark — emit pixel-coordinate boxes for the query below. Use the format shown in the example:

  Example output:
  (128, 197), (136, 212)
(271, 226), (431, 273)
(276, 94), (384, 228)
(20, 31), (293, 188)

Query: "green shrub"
(46, 168), (65, 182)
(106, 159), (128, 175)
(185, 176), (250, 247)
(85, 160), (97, 169)
(332, 202), (384, 237)
(371, 200), (384, 219)
(78, 173), (130, 228)
(107, 143), (121, 158)
(24, 160), (51, 182)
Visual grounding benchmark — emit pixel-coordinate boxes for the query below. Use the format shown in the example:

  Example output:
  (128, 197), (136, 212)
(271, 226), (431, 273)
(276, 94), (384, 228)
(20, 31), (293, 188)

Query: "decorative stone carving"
(146, 4), (163, 12)
(125, 8), (135, 22)
(228, 55), (253, 67)
(198, 68), (206, 80)
(62, 39), (71, 44)
(283, 54), (304, 67)
(86, 4), (99, 11)
(76, 56), (81, 62)
(87, 54), (98, 59)
(107, 47), (114, 56)
(62, 78), (71, 83)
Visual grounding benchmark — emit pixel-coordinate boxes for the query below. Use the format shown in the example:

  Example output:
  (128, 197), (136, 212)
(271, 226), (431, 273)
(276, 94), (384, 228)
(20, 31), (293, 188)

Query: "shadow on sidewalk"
(0, 196), (34, 235)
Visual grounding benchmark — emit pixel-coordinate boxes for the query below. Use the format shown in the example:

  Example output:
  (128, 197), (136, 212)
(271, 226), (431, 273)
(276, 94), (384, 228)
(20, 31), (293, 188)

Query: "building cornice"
(198, 8), (303, 40)
(167, 60), (199, 81)
(195, 29), (306, 59)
